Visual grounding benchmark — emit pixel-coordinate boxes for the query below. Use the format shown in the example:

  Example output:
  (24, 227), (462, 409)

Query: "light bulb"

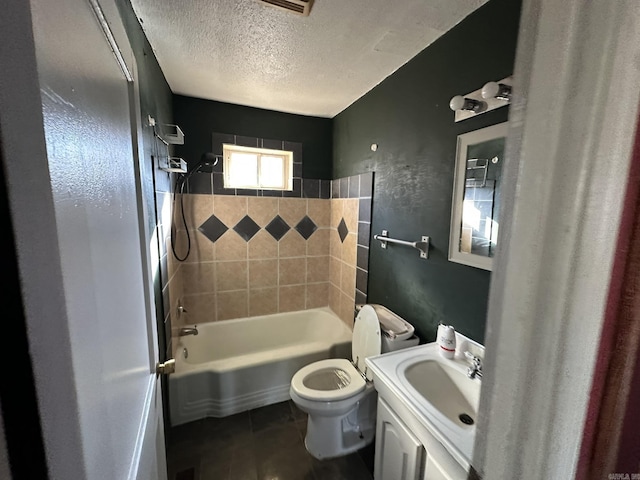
(449, 95), (466, 111)
(450, 96), (485, 113)
(482, 82), (511, 100)
(481, 82), (500, 99)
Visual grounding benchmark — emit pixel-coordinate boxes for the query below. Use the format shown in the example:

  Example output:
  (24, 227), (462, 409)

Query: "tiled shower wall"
(329, 172), (373, 328)
(162, 132), (373, 348)
(168, 173), (372, 332)
(157, 172), (183, 361)
(172, 195), (332, 325)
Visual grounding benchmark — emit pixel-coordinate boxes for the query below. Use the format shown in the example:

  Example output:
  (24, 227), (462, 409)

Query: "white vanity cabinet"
(375, 398), (422, 480)
(374, 398), (459, 480)
(366, 339), (484, 480)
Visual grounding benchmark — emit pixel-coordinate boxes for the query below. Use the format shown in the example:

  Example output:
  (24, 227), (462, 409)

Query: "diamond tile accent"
(233, 215), (261, 242)
(265, 215), (290, 241)
(295, 215), (318, 240)
(198, 214), (228, 243)
(337, 218), (349, 243)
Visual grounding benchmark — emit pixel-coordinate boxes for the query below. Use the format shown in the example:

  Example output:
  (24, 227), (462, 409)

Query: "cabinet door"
(423, 455), (450, 480)
(375, 398), (423, 480)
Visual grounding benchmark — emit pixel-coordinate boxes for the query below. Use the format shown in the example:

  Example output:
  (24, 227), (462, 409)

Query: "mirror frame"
(449, 121), (509, 271)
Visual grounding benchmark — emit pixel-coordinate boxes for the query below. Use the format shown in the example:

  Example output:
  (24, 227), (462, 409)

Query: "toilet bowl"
(289, 304), (419, 460)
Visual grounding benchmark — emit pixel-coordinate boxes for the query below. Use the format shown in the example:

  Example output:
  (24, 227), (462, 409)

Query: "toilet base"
(302, 390), (377, 460)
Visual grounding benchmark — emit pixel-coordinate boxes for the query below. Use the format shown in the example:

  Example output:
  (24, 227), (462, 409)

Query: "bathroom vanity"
(365, 334), (484, 480)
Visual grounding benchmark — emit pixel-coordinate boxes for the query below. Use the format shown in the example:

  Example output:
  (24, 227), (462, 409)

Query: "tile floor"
(166, 400), (375, 480)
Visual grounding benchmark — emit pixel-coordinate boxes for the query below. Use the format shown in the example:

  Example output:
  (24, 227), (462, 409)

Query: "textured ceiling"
(130, 0), (488, 118)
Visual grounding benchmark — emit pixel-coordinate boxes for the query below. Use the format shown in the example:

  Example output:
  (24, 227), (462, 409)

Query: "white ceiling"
(129, 0), (488, 118)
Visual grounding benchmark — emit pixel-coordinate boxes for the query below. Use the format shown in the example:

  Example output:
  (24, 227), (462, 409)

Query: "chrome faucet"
(178, 325), (198, 336)
(464, 351), (483, 379)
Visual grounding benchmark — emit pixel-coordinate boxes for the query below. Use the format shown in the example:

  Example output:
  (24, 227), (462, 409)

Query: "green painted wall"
(173, 95), (333, 179)
(333, 0), (522, 343)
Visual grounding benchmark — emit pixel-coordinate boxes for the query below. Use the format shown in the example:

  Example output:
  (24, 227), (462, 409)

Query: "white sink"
(365, 337), (484, 469)
(403, 358), (480, 426)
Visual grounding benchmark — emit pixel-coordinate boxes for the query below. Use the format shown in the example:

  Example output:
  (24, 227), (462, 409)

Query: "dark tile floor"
(166, 400), (375, 480)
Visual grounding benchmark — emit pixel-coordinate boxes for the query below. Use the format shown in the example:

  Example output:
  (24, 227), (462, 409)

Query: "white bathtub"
(168, 307), (353, 426)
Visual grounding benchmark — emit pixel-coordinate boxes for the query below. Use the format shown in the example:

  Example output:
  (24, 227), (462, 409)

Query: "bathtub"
(168, 307), (352, 426)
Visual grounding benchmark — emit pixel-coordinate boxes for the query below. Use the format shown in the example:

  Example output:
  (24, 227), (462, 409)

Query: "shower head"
(198, 152), (219, 168)
(186, 152), (219, 175)
(176, 152), (220, 193)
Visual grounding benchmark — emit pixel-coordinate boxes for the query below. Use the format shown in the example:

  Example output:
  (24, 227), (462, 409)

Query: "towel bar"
(373, 230), (430, 259)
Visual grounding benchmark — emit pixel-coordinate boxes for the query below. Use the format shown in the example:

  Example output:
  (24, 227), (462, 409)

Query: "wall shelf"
(159, 124), (184, 145)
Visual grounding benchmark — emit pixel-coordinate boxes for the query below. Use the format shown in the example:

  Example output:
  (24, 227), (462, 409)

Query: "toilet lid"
(290, 358), (366, 401)
(352, 305), (381, 381)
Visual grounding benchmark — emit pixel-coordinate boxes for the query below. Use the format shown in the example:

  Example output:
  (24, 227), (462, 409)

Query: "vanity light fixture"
(450, 76), (513, 122)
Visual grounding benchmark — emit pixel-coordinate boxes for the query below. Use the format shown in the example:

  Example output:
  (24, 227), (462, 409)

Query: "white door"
(26, 0), (167, 478)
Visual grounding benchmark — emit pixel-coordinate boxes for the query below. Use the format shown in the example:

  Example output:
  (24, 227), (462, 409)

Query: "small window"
(223, 144), (293, 190)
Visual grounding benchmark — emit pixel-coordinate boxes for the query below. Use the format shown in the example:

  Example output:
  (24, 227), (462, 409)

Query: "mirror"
(449, 122), (508, 271)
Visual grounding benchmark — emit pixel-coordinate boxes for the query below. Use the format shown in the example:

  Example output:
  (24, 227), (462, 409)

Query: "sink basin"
(365, 340), (484, 467)
(403, 359), (480, 427)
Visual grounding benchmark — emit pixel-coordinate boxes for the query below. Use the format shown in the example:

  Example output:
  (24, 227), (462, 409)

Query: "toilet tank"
(359, 304), (420, 353)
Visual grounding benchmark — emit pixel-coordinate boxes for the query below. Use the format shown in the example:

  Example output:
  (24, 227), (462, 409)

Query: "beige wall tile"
(308, 199), (330, 228)
(213, 195), (247, 227)
(307, 256), (330, 283)
(307, 229), (330, 256)
(162, 283), (172, 323)
(279, 198), (307, 227)
(249, 259), (278, 288)
(249, 287), (278, 316)
(168, 271), (183, 325)
(341, 264), (356, 299)
(157, 192), (172, 230)
(216, 261), (248, 291)
(279, 258), (306, 285)
(329, 284), (341, 317)
(307, 283), (329, 309)
(217, 290), (248, 321)
(279, 285), (306, 312)
(248, 197), (278, 227)
(343, 198), (359, 233)
(330, 229), (343, 260)
(175, 230), (214, 263)
(215, 230), (248, 261)
(330, 199), (344, 229)
(181, 262), (215, 294)
(166, 236), (178, 279)
(171, 229), (192, 263)
(248, 230), (278, 259)
(151, 226), (161, 270)
(342, 233), (357, 267)
(182, 293), (216, 325)
(329, 256), (342, 287)
(184, 193), (214, 228)
(279, 231), (306, 258)
(339, 291), (356, 328)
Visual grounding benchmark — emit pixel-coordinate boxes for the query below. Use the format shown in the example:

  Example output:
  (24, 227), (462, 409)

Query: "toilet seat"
(291, 358), (366, 401)
(290, 305), (382, 402)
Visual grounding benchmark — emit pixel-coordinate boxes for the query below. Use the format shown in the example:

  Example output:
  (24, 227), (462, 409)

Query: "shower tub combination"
(168, 307), (352, 426)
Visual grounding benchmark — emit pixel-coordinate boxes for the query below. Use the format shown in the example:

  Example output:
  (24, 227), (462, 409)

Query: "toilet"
(290, 304), (419, 460)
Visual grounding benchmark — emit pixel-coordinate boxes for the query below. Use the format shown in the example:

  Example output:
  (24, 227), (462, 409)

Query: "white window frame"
(222, 143), (294, 190)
